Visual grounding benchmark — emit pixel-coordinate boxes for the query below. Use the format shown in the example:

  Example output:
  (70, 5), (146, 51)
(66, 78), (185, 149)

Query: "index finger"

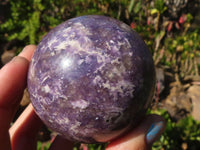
(0, 45), (36, 109)
(0, 45), (36, 149)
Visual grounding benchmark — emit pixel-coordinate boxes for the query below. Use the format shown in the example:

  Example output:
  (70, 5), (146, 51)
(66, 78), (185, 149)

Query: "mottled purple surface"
(27, 15), (155, 143)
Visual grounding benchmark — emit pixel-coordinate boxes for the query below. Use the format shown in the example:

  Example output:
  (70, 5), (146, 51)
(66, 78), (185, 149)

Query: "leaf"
(151, 8), (158, 15)
(37, 141), (42, 150)
(134, 0), (141, 14)
(154, 0), (165, 12)
(128, 0), (135, 13)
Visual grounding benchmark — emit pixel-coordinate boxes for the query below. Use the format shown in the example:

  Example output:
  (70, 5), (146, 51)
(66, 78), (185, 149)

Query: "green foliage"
(76, 143), (107, 150)
(37, 141), (51, 150)
(162, 30), (200, 76)
(0, 0), (130, 45)
(128, 0), (142, 14)
(149, 109), (200, 150)
(153, 0), (167, 14)
(0, 0), (44, 44)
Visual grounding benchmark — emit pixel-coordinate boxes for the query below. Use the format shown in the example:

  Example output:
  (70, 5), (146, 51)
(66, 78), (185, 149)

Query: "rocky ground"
(155, 67), (200, 122)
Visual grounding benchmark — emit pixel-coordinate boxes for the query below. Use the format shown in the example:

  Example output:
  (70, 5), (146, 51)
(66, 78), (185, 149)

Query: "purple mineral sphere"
(27, 15), (155, 143)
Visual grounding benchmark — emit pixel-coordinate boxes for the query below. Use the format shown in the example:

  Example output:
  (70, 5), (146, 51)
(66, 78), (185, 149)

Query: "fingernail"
(146, 121), (164, 144)
(18, 46), (28, 56)
(4, 56), (18, 66)
(9, 56), (24, 64)
(18, 45), (36, 59)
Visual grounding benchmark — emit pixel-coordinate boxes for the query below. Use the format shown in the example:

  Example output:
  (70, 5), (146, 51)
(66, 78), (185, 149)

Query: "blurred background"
(1, 0), (200, 149)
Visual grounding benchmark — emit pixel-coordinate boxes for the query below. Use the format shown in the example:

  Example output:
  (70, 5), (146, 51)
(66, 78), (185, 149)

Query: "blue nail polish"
(146, 121), (163, 144)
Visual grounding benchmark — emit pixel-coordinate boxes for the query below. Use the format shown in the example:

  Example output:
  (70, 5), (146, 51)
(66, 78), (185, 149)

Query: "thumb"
(106, 114), (166, 150)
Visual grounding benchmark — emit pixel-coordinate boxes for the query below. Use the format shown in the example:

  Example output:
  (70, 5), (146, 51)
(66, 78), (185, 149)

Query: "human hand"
(0, 45), (165, 150)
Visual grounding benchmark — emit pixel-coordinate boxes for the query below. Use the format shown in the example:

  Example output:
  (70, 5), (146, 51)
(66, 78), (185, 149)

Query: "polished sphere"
(27, 15), (155, 143)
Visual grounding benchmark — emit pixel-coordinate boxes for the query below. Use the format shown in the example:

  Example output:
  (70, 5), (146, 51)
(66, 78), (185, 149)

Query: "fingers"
(0, 45), (36, 109)
(49, 135), (74, 150)
(7, 45), (73, 150)
(106, 114), (166, 150)
(9, 104), (43, 150)
(0, 56), (29, 109)
(0, 45), (36, 150)
(0, 45), (36, 125)
(18, 45), (36, 61)
(0, 56), (28, 150)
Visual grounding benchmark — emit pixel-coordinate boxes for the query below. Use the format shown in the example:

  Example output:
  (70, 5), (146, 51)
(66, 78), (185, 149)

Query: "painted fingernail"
(146, 121), (164, 144)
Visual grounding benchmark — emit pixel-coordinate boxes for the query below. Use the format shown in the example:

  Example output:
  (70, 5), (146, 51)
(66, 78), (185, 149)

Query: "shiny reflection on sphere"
(61, 57), (73, 69)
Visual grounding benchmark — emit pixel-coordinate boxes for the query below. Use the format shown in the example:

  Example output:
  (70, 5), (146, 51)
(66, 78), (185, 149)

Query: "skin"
(0, 45), (165, 150)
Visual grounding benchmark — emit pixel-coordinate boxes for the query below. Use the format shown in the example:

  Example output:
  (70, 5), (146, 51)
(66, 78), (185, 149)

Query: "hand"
(0, 45), (165, 150)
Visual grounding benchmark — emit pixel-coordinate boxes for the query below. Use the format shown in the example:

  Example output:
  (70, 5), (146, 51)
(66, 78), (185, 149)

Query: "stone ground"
(155, 67), (200, 122)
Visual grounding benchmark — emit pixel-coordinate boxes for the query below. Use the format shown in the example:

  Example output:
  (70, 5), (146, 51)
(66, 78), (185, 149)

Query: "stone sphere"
(27, 15), (155, 143)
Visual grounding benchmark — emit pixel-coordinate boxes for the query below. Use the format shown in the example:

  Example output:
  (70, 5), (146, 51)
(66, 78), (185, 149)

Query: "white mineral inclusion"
(43, 85), (51, 93)
(71, 99), (89, 109)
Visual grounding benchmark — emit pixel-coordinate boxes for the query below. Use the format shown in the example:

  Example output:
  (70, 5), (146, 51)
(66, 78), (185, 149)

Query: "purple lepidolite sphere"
(27, 15), (155, 143)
